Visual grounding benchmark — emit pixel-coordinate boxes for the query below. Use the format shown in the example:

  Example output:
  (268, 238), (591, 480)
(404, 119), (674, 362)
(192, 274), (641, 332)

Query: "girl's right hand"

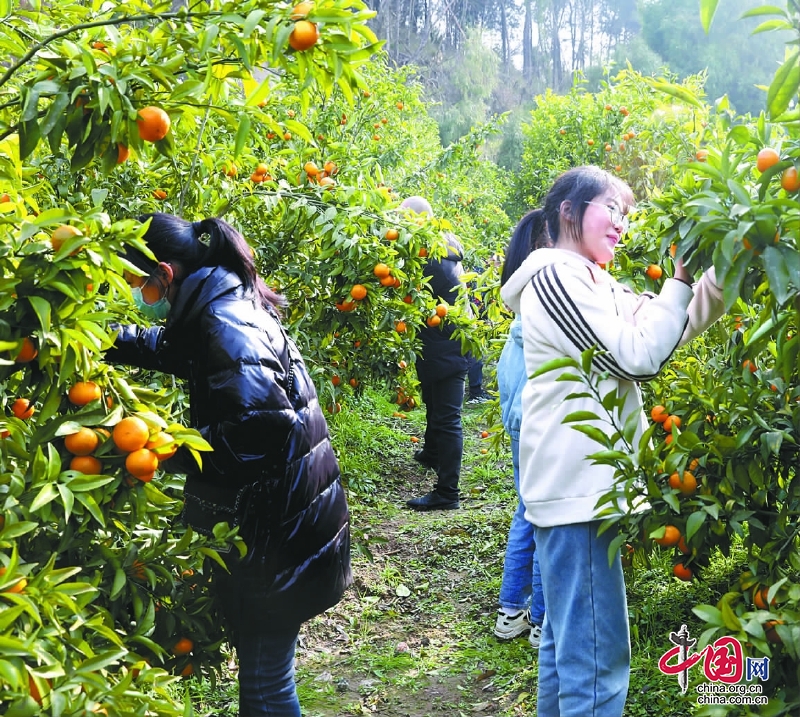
(673, 258), (691, 285)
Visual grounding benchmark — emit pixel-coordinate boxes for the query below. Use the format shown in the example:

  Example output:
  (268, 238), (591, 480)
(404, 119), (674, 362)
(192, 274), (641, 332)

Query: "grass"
(178, 387), (746, 716)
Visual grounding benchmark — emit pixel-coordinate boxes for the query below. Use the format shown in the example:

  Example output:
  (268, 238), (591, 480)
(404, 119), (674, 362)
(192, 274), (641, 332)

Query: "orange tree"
(0, 0), (394, 713)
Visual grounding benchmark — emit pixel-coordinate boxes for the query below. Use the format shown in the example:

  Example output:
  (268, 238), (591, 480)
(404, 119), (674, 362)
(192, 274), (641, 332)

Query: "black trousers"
(419, 368), (466, 500)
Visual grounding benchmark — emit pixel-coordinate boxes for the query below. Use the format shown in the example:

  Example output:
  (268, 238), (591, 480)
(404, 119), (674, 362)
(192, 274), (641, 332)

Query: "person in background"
(106, 213), (352, 717)
(466, 354), (489, 405)
(500, 166), (725, 716)
(400, 196), (469, 511)
(493, 210), (550, 649)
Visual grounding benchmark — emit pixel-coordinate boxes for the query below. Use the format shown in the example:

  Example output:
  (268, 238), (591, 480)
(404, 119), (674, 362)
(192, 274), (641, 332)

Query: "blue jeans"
(467, 355), (484, 398)
(214, 559), (302, 717)
(534, 522), (630, 717)
(419, 369), (466, 500)
(498, 436), (545, 625)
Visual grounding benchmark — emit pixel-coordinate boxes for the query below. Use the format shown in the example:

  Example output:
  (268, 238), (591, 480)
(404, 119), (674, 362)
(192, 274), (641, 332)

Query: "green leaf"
(563, 410), (601, 423)
(686, 511), (706, 541)
(30, 483), (58, 512)
(692, 603), (724, 625)
(570, 423), (612, 447)
(767, 48), (800, 119)
(110, 567), (126, 600)
(530, 356), (578, 378)
(233, 113), (251, 159)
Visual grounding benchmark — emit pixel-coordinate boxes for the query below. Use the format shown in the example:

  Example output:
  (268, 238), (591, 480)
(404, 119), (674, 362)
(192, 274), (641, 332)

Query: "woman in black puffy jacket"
(106, 213), (351, 717)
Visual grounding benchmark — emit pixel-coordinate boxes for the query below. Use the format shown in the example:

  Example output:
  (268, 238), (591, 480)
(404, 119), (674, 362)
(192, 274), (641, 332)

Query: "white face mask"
(131, 285), (171, 320)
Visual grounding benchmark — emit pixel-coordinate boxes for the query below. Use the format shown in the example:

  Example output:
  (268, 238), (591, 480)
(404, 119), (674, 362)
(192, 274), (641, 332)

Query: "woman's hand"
(673, 258), (691, 285)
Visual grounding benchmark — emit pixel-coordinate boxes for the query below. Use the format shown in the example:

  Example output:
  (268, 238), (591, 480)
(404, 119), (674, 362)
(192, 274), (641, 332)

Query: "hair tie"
(192, 219), (211, 245)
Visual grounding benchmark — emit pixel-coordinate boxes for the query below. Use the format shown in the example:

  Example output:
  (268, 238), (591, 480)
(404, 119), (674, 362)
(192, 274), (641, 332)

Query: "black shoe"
(406, 491), (460, 511)
(413, 450), (439, 470)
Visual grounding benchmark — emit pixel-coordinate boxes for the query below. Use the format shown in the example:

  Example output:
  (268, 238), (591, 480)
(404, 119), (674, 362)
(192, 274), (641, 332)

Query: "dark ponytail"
(132, 213), (285, 313)
(500, 209), (551, 287)
(193, 218), (286, 312)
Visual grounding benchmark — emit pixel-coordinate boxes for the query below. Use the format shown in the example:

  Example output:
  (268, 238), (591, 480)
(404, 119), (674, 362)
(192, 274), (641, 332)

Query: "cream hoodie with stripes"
(500, 248), (724, 528)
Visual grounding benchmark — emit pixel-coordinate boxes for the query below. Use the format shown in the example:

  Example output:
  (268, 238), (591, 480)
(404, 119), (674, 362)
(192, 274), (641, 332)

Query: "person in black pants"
(400, 196), (468, 511)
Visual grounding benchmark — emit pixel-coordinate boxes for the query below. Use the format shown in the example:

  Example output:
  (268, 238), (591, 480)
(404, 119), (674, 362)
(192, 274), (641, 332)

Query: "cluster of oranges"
(63, 381), (177, 483)
(650, 404), (681, 444)
(652, 524), (693, 581)
(756, 146), (800, 192)
(426, 303), (448, 327)
(303, 160), (337, 189)
(288, 2), (319, 52)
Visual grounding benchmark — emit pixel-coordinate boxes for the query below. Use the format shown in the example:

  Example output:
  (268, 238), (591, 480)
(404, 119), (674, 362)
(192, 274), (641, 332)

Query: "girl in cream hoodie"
(500, 166), (725, 717)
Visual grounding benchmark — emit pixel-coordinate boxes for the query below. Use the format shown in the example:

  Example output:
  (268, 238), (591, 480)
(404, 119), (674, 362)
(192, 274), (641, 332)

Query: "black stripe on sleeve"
(530, 264), (665, 381)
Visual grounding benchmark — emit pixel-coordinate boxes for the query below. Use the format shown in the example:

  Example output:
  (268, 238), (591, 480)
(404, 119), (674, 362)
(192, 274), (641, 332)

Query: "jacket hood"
(500, 248), (597, 313)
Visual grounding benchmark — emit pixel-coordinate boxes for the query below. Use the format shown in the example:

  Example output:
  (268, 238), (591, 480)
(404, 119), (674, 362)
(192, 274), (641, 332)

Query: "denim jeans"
(534, 521), (630, 717)
(498, 436), (545, 625)
(214, 558), (302, 717)
(419, 369), (466, 500)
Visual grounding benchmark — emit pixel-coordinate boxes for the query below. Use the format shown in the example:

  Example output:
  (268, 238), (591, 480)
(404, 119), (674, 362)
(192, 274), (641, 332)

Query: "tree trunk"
(522, 0), (534, 80)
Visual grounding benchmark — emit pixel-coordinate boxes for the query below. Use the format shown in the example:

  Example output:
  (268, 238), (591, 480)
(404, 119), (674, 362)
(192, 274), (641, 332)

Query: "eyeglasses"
(585, 201), (629, 234)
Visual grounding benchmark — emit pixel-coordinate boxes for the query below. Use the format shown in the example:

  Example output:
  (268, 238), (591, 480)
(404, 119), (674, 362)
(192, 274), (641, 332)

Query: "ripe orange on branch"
(70, 455), (102, 474)
(663, 415), (681, 431)
(137, 106), (171, 142)
(645, 264), (663, 280)
(350, 284), (367, 301)
(654, 525), (681, 547)
(11, 398), (34, 420)
(126, 448), (159, 479)
(64, 427), (100, 456)
(171, 637), (194, 656)
(650, 405), (669, 423)
(68, 381), (102, 406)
(14, 337), (38, 363)
(669, 470), (697, 495)
(673, 563), (693, 581)
(756, 147), (780, 172)
(146, 431), (177, 460)
(113, 416), (150, 452)
(289, 20), (319, 51)
(373, 263), (391, 279)
(50, 224), (81, 252)
(290, 2), (314, 19)
(781, 166), (800, 192)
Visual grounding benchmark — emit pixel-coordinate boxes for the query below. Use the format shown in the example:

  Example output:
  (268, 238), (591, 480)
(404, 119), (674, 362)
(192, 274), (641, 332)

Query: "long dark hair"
(128, 213), (285, 312)
(543, 165), (633, 245)
(500, 209), (551, 287)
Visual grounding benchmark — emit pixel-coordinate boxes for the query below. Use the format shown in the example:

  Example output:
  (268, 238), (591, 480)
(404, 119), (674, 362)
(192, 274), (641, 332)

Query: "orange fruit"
(669, 470), (697, 495)
(145, 431), (177, 460)
(349, 378), (358, 388)
(171, 637), (194, 656)
(0, 567), (27, 593)
(677, 536), (690, 554)
(645, 264), (663, 280)
(327, 402), (342, 415)
(756, 147), (780, 172)
(180, 663), (195, 677)
(250, 172), (265, 183)
(673, 563), (693, 581)
(335, 300), (356, 312)
(396, 102), (404, 110)
(153, 189), (167, 200)
(112, 416), (150, 452)
(753, 586), (775, 610)
(688, 458), (700, 471)
(426, 315), (441, 327)
(70, 455), (102, 474)
(323, 161), (338, 175)
(373, 263), (391, 279)
(11, 398), (34, 420)
(291, 1), (314, 18)
(126, 448), (159, 479)
(695, 149), (708, 161)
(481, 431), (489, 438)
(650, 405), (669, 423)
(654, 525), (681, 547)
(224, 162), (238, 177)
(418, 247), (428, 258)
(435, 304), (448, 318)
(14, 337), (38, 363)
(765, 619), (784, 643)
(50, 224), (81, 252)
(379, 275), (395, 287)
(117, 143), (130, 164)
(64, 427), (100, 456)
(663, 415), (681, 431)
(289, 20), (319, 51)
(137, 106), (171, 142)
(781, 166), (800, 192)
(304, 161), (320, 176)
(395, 321), (407, 333)
(331, 375), (341, 386)
(350, 284), (367, 301)
(318, 176), (335, 189)
(68, 380), (102, 405)
(410, 436), (419, 443)
(384, 228), (399, 241)
(742, 359), (757, 373)
(669, 243), (677, 258)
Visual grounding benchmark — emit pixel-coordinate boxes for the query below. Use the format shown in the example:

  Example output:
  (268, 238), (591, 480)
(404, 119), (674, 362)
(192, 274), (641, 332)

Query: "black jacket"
(417, 233), (470, 381)
(107, 266), (351, 623)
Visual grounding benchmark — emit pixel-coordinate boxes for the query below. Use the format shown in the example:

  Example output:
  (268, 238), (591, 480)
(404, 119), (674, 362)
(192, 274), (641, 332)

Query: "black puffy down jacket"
(106, 266), (351, 623)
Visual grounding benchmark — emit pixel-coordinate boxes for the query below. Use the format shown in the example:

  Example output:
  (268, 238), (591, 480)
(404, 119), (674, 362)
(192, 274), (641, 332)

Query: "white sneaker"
(528, 622), (542, 649)
(493, 608), (531, 639)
